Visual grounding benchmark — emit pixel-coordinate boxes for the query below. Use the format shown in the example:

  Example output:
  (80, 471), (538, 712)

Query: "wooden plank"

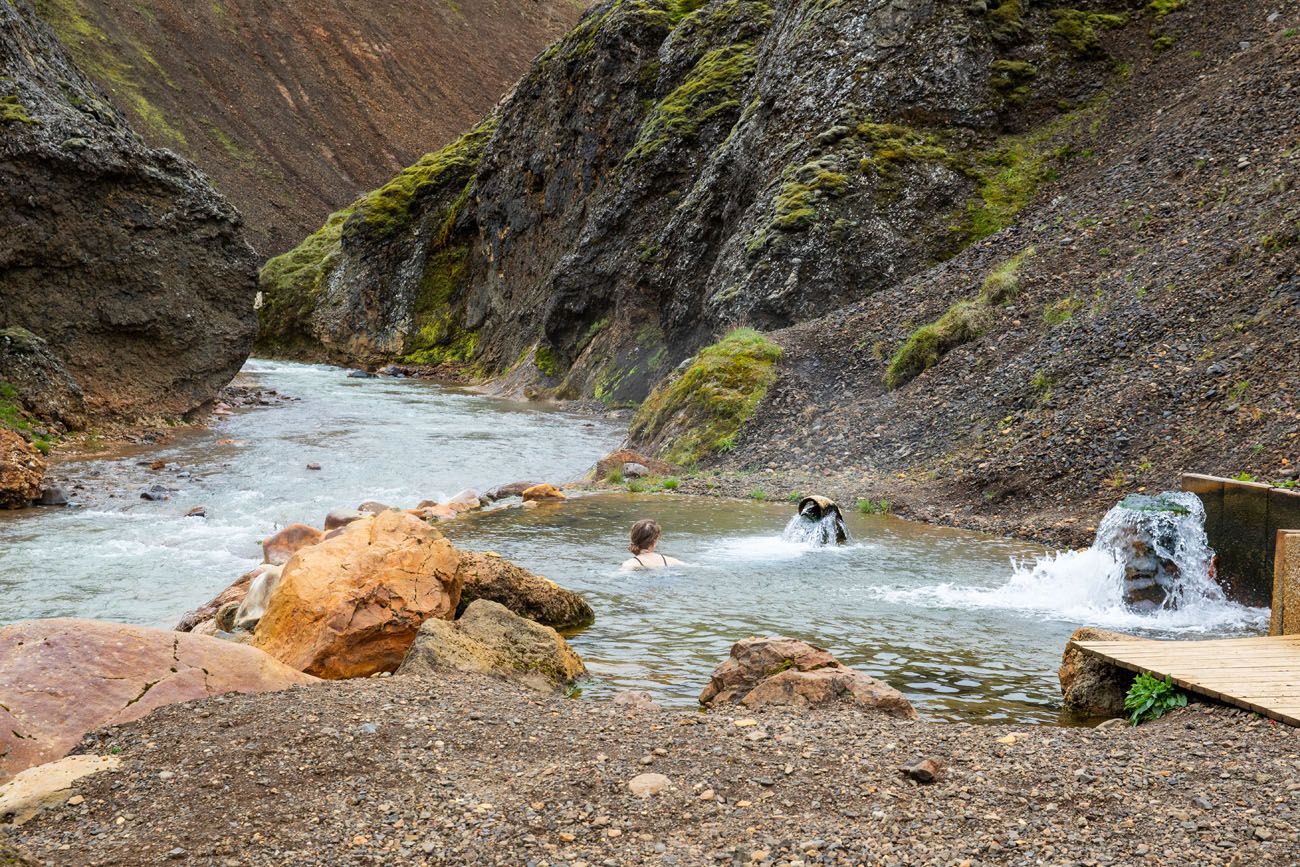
(1071, 635), (1300, 727)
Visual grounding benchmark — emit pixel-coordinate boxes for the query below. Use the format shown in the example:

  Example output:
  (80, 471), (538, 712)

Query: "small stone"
(185, 506), (207, 518)
(66, 795), (85, 806)
(699, 789), (715, 801)
(750, 850), (770, 862)
(607, 828), (622, 838)
(306, 462), (322, 471)
(1095, 717), (1126, 730)
(995, 734), (1019, 745)
(639, 755), (653, 765)
(900, 758), (941, 784)
(1254, 827), (1274, 841)
(166, 848), (187, 860)
(158, 770), (175, 781)
(733, 718), (758, 727)
(628, 773), (671, 797)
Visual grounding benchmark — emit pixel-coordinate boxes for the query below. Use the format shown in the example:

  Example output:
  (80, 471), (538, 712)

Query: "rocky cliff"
(31, 0), (586, 254)
(0, 0), (258, 430)
(263, 0), (1298, 533)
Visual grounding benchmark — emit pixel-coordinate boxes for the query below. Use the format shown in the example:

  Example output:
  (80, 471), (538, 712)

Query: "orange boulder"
(252, 510), (462, 679)
(522, 483), (566, 502)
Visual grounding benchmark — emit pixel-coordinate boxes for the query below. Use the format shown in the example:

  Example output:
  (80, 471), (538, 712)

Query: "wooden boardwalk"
(1073, 634), (1300, 726)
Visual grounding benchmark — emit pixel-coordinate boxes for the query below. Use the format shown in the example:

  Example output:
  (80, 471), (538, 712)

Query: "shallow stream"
(0, 361), (1269, 724)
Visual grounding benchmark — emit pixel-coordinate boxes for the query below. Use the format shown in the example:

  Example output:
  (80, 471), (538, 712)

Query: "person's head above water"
(628, 519), (662, 555)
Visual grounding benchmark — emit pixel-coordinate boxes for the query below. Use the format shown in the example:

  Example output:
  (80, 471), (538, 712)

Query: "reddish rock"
(522, 483), (566, 502)
(262, 523), (323, 566)
(252, 511), (462, 679)
(324, 508), (365, 531)
(174, 567), (259, 632)
(0, 619), (316, 783)
(0, 430), (45, 509)
(700, 637), (917, 719)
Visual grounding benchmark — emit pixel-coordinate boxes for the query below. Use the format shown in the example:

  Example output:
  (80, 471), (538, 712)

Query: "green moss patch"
(0, 382), (51, 454)
(352, 117), (496, 240)
(400, 246), (479, 366)
(629, 328), (782, 465)
(885, 247), (1034, 389)
(257, 209), (349, 351)
(626, 42), (757, 161)
(0, 95), (34, 125)
(1050, 9), (1128, 58)
(989, 60), (1037, 105)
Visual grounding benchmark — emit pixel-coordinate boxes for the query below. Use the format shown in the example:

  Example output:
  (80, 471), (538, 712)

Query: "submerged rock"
(0, 0), (257, 427)
(398, 599), (586, 692)
(522, 483), (566, 503)
(456, 551), (594, 630)
(0, 430), (45, 509)
(0, 618), (315, 782)
(252, 511), (462, 679)
(700, 637), (917, 719)
(1059, 626), (1139, 718)
(485, 481), (538, 501)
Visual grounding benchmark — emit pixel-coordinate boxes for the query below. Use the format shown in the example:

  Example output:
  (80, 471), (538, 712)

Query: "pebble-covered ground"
(8, 673), (1300, 865)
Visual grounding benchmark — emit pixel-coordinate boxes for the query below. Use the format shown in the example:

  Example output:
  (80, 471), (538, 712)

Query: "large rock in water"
(700, 637), (918, 719)
(0, 0), (257, 426)
(252, 511), (462, 679)
(398, 599), (587, 692)
(1059, 626), (1139, 718)
(0, 429), (45, 509)
(456, 551), (594, 629)
(0, 619), (316, 783)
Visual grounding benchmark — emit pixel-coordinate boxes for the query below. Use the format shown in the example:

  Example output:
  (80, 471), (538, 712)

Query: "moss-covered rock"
(628, 327), (782, 466)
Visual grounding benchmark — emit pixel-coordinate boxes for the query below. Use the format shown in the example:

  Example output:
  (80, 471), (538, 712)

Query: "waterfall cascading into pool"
(781, 496), (849, 546)
(1092, 492), (1221, 612)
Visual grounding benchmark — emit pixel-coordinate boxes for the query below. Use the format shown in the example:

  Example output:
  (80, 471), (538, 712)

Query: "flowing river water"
(0, 361), (1270, 724)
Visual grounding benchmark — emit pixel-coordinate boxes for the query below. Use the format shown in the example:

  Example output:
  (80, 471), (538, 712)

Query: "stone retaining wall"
(1181, 473), (1300, 610)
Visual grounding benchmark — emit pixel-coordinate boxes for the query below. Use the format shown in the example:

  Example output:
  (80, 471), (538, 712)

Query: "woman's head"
(628, 519), (662, 555)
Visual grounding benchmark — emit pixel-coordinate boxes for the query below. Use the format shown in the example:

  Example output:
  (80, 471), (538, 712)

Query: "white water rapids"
(863, 492), (1268, 633)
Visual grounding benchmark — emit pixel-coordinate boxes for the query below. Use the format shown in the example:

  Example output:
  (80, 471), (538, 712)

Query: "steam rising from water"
(864, 492), (1269, 634)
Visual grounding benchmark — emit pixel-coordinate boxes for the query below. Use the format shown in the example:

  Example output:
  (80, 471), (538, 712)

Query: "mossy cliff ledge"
(0, 0), (257, 427)
(259, 0), (1133, 400)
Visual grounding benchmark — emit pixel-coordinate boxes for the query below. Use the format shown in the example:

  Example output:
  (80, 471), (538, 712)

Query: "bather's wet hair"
(629, 519), (662, 555)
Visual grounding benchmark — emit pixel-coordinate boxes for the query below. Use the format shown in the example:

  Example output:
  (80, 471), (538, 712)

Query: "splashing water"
(864, 491), (1269, 634)
(781, 511), (849, 546)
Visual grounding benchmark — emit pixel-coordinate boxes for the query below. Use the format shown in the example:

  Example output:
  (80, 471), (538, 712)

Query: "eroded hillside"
(32, 0), (585, 253)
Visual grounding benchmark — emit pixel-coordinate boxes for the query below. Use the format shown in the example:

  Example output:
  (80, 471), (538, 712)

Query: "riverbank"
(8, 671), (1298, 865)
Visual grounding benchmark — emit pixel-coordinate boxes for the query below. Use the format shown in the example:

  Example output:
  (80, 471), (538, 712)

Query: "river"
(0, 360), (1269, 724)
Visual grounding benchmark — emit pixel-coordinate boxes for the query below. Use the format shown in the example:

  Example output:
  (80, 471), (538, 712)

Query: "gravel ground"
(8, 673), (1300, 865)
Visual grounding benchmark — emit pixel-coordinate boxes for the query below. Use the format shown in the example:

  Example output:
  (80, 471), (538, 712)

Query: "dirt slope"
(32, 0), (585, 254)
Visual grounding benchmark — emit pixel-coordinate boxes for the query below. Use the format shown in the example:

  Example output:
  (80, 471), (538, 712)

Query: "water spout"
(781, 495), (849, 546)
(1094, 492), (1221, 612)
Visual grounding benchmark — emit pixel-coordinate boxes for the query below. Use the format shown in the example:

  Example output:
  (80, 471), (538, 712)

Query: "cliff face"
(31, 0), (586, 254)
(262, 0), (1127, 392)
(263, 0), (1298, 529)
(0, 0), (258, 428)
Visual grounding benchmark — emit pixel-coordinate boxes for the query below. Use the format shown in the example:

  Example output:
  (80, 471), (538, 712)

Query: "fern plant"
(1124, 672), (1187, 726)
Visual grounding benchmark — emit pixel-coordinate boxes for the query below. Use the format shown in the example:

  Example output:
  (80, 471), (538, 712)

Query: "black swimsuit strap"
(660, 553), (668, 566)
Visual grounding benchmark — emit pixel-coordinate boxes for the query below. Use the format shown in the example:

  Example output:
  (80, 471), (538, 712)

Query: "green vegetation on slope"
(628, 328), (782, 465)
(1, 94), (35, 125)
(33, 0), (186, 143)
(257, 118), (496, 356)
(885, 247), (1034, 389)
(0, 381), (51, 454)
(256, 209), (348, 352)
(626, 43), (757, 160)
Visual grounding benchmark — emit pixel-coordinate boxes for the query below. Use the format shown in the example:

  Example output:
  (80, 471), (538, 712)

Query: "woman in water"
(620, 519), (688, 571)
